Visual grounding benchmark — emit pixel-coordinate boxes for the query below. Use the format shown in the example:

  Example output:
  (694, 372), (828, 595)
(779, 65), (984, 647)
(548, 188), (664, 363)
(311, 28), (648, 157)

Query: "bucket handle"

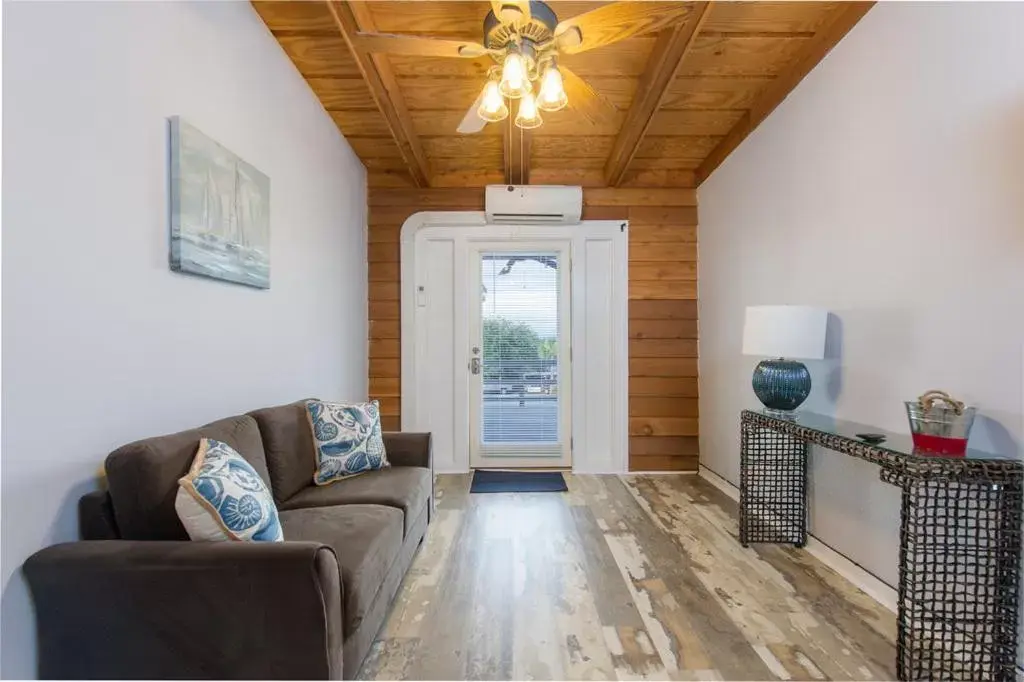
(917, 390), (965, 415)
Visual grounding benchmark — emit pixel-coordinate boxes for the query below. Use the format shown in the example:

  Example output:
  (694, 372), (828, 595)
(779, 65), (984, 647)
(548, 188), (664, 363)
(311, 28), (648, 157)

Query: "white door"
(468, 242), (572, 468)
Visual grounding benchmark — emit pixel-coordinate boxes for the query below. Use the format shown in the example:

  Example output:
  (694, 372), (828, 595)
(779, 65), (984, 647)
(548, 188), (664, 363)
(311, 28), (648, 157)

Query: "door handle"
(470, 357), (481, 375)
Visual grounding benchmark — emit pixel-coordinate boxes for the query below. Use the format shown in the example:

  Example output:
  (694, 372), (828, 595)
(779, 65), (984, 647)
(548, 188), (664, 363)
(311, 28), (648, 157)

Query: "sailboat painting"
(169, 117), (270, 289)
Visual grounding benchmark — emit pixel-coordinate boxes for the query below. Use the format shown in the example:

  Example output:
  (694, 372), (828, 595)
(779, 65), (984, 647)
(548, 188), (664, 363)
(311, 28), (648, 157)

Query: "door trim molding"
(400, 213), (629, 473)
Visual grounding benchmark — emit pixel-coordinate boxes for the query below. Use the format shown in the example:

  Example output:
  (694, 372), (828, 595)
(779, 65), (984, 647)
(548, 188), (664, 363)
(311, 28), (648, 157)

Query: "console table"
(739, 409), (1022, 682)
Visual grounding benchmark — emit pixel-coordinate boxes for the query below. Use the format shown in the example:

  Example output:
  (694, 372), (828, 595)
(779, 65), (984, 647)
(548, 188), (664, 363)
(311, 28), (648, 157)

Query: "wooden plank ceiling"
(253, 1), (871, 188)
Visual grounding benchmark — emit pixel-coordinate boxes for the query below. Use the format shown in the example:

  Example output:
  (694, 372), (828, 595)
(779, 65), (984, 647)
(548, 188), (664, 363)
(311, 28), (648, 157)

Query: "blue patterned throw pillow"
(175, 438), (283, 542)
(306, 399), (388, 485)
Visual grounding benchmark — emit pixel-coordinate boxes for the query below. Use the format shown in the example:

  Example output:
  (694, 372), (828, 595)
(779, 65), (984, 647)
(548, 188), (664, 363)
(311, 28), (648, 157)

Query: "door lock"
(470, 357), (481, 374)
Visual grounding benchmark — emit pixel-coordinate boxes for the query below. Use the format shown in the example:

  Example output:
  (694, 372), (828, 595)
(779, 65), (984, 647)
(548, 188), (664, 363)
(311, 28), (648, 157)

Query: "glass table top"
(744, 409), (1023, 464)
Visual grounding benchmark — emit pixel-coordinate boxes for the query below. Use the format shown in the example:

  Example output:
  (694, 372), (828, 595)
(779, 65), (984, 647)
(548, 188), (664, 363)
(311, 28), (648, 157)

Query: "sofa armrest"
(78, 490), (119, 540)
(383, 432), (432, 470)
(24, 541), (343, 680)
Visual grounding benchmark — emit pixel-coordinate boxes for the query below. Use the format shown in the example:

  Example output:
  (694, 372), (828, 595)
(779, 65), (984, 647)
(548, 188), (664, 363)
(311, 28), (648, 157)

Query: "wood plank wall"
(368, 187), (699, 472)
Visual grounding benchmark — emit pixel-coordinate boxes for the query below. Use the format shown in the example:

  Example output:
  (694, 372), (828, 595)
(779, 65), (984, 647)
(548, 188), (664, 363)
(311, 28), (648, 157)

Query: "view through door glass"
(480, 251), (561, 445)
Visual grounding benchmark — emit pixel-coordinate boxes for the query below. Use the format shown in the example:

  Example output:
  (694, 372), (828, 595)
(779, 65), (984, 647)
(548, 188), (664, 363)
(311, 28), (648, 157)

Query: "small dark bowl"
(856, 433), (887, 444)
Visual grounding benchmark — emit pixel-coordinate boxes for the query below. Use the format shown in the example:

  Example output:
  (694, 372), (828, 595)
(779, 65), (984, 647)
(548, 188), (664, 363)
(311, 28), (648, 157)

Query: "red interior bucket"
(911, 432), (968, 457)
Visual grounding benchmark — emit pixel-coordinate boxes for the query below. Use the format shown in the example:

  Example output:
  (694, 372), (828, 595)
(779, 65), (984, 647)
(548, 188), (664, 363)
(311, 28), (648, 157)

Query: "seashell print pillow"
(175, 438), (283, 542)
(305, 399), (389, 485)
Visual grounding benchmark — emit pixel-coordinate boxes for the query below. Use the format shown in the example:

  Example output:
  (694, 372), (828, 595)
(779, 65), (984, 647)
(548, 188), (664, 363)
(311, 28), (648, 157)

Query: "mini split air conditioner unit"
(485, 185), (583, 225)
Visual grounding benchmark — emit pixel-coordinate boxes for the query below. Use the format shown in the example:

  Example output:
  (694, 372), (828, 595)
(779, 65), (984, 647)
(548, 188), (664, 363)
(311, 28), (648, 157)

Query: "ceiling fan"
(352, 1), (693, 133)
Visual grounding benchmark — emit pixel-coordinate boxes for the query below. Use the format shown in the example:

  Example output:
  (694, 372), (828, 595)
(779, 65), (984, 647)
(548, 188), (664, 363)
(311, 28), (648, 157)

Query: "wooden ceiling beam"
(326, 1), (432, 187)
(694, 2), (875, 185)
(604, 2), (712, 188)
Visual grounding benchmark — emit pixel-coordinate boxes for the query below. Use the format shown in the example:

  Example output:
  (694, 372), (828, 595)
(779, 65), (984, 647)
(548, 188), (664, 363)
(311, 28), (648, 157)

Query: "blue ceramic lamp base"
(752, 358), (811, 414)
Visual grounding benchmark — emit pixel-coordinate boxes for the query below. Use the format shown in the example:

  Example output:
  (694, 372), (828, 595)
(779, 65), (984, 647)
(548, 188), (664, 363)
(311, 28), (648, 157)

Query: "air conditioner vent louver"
(485, 185), (582, 225)
(491, 213), (565, 221)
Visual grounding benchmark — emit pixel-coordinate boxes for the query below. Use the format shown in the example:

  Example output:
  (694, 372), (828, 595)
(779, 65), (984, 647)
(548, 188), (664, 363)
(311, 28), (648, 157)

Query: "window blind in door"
(479, 251), (562, 446)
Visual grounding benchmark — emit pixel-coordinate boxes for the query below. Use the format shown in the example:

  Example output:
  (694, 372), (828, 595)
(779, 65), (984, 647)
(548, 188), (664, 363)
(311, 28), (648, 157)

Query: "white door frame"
(399, 211), (629, 474)
(467, 240), (572, 469)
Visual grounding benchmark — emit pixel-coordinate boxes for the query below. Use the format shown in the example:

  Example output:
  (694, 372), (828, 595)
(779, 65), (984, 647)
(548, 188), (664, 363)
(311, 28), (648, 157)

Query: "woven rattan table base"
(739, 410), (1022, 682)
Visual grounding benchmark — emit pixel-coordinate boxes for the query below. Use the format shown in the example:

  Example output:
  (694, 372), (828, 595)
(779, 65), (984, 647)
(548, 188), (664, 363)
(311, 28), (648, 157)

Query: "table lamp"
(742, 305), (828, 414)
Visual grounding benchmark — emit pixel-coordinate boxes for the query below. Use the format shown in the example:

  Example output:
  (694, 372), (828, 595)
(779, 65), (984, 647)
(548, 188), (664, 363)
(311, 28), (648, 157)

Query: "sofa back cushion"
(248, 400), (317, 503)
(105, 415), (270, 540)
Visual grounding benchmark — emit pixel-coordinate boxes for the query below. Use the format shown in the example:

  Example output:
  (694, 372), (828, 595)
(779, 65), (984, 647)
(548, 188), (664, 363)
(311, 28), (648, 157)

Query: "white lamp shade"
(742, 305), (827, 360)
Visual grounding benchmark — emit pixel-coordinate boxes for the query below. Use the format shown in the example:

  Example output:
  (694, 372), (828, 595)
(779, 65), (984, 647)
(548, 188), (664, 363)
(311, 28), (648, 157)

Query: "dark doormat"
(470, 470), (568, 494)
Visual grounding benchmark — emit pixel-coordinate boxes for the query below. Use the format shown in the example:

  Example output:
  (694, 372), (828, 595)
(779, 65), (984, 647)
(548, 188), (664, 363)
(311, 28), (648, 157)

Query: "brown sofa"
(23, 400), (432, 680)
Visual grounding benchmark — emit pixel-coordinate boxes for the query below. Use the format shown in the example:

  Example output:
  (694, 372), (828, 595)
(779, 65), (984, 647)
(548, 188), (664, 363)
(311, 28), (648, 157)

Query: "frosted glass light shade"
(477, 81), (508, 122)
(515, 90), (543, 129)
(499, 52), (529, 99)
(537, 65), (568, 112)
(742, 305), (827, 360)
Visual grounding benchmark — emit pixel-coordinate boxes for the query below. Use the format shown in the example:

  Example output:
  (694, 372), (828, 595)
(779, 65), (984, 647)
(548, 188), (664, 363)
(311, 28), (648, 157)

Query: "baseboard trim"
(698, 465), (898, 614)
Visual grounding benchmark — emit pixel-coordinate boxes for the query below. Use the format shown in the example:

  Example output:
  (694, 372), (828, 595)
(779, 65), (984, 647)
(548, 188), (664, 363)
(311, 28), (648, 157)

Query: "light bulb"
(537, 64), (568, 112)
(514, 88), (543, 129)
(477, 80), (508, 123)
(499, 52), (529, 99)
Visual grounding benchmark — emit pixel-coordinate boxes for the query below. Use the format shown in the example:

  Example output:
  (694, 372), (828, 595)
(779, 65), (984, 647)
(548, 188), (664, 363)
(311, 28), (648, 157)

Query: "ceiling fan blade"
(353, 32), (489, 59)
(490, 1), (531, 25)
(561, 67), (617, 127)
(456, 90), (488, 134)
(555, 2), (694, 54)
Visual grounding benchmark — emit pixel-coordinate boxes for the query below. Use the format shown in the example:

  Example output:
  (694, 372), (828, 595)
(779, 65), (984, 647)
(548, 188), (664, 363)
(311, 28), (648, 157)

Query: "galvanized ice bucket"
(904, 390), (976, 456)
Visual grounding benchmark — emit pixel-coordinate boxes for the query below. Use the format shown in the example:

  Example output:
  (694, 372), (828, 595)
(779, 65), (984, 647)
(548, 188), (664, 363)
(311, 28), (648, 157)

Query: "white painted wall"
(699, 0), (1024, 593)
(1, 2), (368, 677)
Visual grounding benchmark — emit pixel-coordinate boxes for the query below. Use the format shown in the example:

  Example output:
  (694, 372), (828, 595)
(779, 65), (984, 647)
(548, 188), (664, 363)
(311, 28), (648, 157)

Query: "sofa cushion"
(105, 415), (270, 541)
(175, 438), (283, 542)
(279, 467), (430, 538)
(248, 400), (317, 503)
(279, 504), (402, 636)
(306, 400), (388, 485)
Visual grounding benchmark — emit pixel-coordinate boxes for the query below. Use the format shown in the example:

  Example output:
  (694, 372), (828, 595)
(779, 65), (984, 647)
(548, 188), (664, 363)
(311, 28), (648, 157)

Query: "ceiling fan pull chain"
(520, 125), (524, 186)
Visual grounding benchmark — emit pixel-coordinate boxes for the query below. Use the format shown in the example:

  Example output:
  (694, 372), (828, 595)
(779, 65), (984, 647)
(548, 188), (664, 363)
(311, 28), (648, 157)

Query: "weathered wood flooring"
(360, 474), (896, 681)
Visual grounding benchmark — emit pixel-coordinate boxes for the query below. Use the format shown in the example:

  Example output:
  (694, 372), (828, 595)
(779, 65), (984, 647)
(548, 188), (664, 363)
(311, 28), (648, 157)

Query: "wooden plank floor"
(359, 474), (896, 681)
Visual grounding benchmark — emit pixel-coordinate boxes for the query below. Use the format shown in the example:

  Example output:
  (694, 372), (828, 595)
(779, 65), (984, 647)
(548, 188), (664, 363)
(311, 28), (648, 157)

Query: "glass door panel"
(469, 244), (571, 467)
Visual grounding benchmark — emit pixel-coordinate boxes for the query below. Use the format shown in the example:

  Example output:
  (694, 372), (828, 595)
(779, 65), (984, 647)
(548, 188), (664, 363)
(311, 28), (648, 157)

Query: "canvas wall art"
(169, 117), (270, 289)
